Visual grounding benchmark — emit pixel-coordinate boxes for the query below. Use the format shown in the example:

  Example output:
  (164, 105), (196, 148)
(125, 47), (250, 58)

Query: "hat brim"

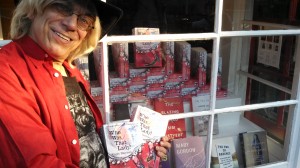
(93, 0), (123, 39)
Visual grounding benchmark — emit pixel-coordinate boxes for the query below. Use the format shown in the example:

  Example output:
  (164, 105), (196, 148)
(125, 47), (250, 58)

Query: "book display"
(89, 27), (275, 168)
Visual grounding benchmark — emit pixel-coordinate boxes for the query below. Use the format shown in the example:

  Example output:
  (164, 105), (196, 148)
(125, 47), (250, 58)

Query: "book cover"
(211, 137), (239, 168)
(113, 103), (131, 121)
(174, 41), (191, 81)
(74, 56), (90, 81)
(239, 131), (269, 167)
(111, 42), (130, 78)
(132, 27), (162, 68)
(130, 105), (169, 140)
(154, 97), (186, 139)
(101, 121), (161, 168)
(171, 136), (206, 168)
(191, 47), (207, 87)
(192, 93), (219, 136)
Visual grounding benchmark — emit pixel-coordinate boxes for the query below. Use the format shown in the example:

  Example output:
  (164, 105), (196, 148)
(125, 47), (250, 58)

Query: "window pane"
(107, 0), (215, 35)
(222, 0), (300, 31)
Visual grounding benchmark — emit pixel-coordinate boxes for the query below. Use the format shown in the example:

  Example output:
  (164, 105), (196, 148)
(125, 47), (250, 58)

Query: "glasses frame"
(50, 3), (96, 31)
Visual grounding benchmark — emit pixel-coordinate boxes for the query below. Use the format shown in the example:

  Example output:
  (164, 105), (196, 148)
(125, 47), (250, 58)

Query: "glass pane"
(107, 0), (216, 35)
(222, 0), (300, 31)
(104, 40), (216, 105)
(220, 34), (296, 142)
(213, 110), (286, 167)
(220, 35), (295, 106)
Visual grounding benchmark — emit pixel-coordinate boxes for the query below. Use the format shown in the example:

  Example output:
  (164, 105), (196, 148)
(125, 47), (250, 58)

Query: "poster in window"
(257, 36), (282, 68)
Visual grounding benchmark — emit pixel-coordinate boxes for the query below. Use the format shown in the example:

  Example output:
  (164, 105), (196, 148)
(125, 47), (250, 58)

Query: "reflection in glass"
(107, 0), (215, 35)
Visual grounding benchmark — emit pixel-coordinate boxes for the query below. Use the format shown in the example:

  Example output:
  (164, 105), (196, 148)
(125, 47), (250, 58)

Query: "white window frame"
(99, 0), (300, 167)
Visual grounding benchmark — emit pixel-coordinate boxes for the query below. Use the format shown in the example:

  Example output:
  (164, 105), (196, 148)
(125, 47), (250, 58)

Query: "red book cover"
(154, 97), (186, 139)
(132, 28), (162, 68)
(111, 43), (130, 78)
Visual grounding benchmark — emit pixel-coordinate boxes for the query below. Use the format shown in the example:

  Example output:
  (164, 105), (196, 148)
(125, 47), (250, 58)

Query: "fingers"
(155, 136), (172, 159)
(160, 140), (171, 150)
(156, 146), (168, 158)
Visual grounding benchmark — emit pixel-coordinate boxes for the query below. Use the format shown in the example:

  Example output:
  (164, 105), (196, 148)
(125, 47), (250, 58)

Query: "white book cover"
(131, 105), (168, 140)
(102, 121), (144, 164)
(211, 137), (239, 168)
(192, 93), (219, 136)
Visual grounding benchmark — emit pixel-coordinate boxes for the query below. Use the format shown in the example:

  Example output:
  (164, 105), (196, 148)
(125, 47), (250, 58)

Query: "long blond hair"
(10, 0), (101, 63)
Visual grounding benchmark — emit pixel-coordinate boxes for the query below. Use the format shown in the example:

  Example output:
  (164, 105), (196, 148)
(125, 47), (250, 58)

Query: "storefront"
(1, 0), (300, 167)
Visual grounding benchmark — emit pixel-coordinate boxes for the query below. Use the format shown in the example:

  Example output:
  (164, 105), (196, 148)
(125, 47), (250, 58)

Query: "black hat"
(92, 0), (123, 39)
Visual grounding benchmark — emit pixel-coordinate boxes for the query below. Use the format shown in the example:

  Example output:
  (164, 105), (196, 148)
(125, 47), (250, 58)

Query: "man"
(0, 0), (170, 167)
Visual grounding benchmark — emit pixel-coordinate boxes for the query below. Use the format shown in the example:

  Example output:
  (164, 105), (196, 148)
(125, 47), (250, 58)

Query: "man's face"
(28, 3), (92, 62)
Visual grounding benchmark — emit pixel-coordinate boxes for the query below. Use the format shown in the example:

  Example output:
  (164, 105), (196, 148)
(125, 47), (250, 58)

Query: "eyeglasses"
(51, 3), (95, 31)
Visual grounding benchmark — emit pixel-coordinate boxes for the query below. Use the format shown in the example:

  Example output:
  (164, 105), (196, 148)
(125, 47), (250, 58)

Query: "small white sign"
(216, 144), (234, 168)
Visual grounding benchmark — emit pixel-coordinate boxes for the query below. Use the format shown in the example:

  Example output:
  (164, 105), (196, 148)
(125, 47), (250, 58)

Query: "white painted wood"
(238, 71), (292, 94)
(284, 35), (300, 168)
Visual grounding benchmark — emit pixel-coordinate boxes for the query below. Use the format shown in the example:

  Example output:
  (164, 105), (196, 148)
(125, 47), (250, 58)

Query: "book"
(154, 97), (186, 139)
(171, 136), (206, 168)
(174, 41), (191, 81)
(239, 131), (269, 167)
(191, 93), (219, 136)
(111, 42), (130, 78)
(132, 27), (162, 68)
(113, 103), (131, 121)
(191, 47), (207, 87)
(101, 121), (161, 168)
(74, 56), (90, 81)
(211, 137), (239, 168)
(130, 105), (169, 140)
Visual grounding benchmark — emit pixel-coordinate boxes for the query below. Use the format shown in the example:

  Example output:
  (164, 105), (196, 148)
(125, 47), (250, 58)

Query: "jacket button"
(72, 139), (77, 145)
(54, 72), (60, 77)
(64, 105), (69, 110)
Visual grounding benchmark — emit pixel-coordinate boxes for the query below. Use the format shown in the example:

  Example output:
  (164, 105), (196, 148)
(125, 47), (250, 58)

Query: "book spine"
(239, 133), (247, 168)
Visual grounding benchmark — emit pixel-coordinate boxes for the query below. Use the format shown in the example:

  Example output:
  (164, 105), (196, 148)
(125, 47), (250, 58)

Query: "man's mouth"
(54, 31), (71, 42)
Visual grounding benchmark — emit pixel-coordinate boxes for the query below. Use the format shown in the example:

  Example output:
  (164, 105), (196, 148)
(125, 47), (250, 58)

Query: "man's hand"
(156, 136), (172, 161)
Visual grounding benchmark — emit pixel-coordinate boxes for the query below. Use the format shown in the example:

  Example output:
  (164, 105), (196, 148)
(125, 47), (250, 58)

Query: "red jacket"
(0, 36), (103, 167)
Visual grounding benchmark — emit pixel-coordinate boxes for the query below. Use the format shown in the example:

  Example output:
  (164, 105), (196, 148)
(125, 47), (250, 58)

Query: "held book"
(171, 136), (206, 168)
(130, 105), (169, 141)
(239, 131), (269, 167)
(101, 121), (162, 168)
(211, 137), (239, 168)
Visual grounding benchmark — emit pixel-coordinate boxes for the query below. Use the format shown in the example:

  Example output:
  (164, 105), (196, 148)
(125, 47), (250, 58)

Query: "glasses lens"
(77, 15), (95, 31)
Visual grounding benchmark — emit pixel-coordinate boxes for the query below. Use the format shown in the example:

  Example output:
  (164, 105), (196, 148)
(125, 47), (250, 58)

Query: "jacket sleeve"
(0, 64), (78, 168)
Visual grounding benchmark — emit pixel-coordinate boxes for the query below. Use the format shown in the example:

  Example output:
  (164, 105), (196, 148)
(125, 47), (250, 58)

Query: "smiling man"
(0, 0), (171, 167)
